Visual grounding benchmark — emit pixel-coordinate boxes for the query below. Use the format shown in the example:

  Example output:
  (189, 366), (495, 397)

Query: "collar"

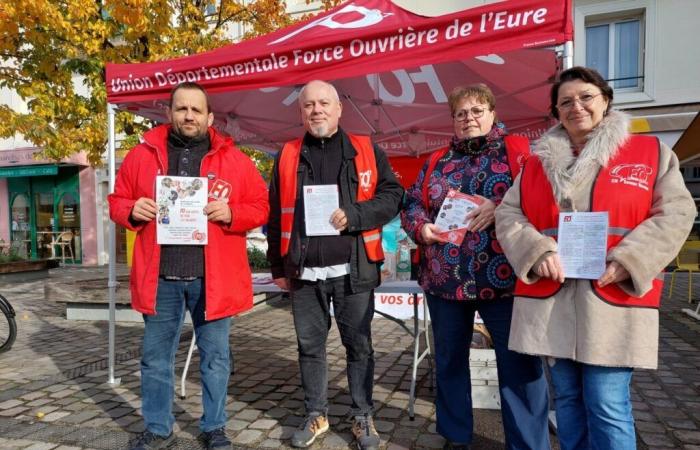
(533, 110), (631, 204)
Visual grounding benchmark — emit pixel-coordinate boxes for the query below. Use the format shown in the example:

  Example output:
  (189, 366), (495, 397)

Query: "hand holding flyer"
(557, 211), (608, 279)
(303, 184), (340, 236)
(433, 190), (484, 245)
(156, 176), (208, 245)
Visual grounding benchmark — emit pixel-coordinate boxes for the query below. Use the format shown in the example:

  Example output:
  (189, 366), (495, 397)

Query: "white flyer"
(557, 211), (608, 279)
(156, 176), (208, 245)
(303, 184), (340, 236)
(433, 190), (483, 245)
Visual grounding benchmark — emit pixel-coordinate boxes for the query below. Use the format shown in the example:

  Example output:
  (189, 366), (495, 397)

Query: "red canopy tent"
(106, 0), (572, 157)
(103, 0), (573, 383)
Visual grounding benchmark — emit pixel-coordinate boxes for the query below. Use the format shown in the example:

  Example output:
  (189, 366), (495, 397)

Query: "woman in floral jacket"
(401, 84), (550, 450)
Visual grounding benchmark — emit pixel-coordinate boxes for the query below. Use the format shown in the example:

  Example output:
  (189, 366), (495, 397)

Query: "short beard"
(308, 124), (329, 138)
(173, 126), (207, 142)
(174, 125), (206, 141)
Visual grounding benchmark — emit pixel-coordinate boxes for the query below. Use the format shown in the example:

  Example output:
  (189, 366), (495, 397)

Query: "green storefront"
(5, 164), (82, 263)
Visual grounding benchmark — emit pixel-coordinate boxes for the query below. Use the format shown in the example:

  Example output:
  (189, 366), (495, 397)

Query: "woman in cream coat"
(495, 67), (695, 450)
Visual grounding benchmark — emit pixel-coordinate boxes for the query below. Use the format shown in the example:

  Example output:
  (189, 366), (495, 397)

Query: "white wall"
(0, 87), (32, 151)
(574, 0), (700, 109)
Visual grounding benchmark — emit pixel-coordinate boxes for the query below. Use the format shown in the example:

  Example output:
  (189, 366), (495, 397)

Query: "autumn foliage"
(0, 0), (310, 166)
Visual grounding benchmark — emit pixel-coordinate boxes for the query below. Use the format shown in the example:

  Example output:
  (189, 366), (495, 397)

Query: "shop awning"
(674, 111), (700, 164)
(0, 165), (58, 177)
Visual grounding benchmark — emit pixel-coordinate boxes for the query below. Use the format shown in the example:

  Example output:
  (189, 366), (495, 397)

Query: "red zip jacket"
(108, 125), (269, 320)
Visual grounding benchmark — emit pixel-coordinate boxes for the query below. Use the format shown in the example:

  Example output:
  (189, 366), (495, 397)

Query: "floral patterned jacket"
(401, 122), (520, 301)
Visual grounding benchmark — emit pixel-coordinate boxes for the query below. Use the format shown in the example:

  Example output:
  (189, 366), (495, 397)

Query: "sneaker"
(351, 414), (380, 450)
(129, 431), (175, 450)
(291, 413), (330, 448)
(443, 441), (470, 450)
(200, 427), (232, 449)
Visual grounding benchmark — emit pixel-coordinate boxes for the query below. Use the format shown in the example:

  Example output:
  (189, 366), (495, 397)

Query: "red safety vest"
(278, 134), (384, 262)
(516, 135), (663, 308)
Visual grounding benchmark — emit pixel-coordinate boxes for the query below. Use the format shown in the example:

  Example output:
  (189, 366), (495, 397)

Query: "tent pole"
(563, 40), (574, 69)
(107, 103), (121, 387)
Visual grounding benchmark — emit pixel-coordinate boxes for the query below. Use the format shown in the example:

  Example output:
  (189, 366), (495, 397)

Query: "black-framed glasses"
(556, 93), (603, 111)
(453, 106), (487, 121)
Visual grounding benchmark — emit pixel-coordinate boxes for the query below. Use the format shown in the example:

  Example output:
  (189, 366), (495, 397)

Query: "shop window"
(34, 192), (54, 259)
(10, 194), (31, 259)
(57, 192), (81, 262)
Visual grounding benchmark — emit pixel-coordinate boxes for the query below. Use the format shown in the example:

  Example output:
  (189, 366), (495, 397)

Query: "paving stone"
(61, 410), (101, 424)
(415, 433), (445, 448)
(674, 430), (700, 444)
(24, 443), (58, 450)
(666, 419), (698, 430)
(225, 419), (249, 431)
(235, 409), (261, 421)
(637, 421), (666, 433)
(264, 407), (289, 419)
(0, 406), (29, 417)
(0, 399), (24, 409)
(320, 431), (352, 448)
(231, 429), (262, 445)
(249, 418), (277, 430)
(376, 407), (402, 419)
(267, 425), (295, 440)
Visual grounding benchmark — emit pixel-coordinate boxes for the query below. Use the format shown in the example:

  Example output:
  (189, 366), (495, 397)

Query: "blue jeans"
(290, 276), (374, 416)
(141, 278), (231, 436)
(426, 294), (550, 449)
(549, 359), (635, 450)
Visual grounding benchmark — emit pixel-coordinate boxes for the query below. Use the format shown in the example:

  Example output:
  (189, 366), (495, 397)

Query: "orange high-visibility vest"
(278, 134), (384, 262)
(516, 135), (663, 308)
(420, 135), (530, 207)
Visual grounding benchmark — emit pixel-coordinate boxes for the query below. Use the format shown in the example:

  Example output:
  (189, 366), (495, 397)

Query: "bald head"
(298, 80), (342, 138)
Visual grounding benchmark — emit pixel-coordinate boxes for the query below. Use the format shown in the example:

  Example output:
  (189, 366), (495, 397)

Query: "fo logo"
(359, 169), (373, 192)
(269, 4), (392, 45)
(609, 164), (653, 191)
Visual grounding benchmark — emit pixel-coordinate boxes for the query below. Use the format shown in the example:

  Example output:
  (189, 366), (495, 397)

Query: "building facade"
(0, 86), (100, 264)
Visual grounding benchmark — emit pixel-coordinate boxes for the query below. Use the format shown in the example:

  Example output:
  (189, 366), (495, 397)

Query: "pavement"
(0, 265), (697, 449)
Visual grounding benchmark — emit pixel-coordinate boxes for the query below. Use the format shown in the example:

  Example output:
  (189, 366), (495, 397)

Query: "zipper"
(141, 137), (167, 314)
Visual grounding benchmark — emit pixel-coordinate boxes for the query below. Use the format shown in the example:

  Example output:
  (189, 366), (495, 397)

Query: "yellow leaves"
(2, 0), (330, 165)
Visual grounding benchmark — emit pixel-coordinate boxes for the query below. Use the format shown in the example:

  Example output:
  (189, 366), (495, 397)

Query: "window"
(574, 1), (656, 104)
(586, 15), (643, 91)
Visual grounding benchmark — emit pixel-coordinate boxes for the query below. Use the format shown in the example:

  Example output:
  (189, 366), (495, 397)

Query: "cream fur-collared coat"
(495, 111), (695, 369)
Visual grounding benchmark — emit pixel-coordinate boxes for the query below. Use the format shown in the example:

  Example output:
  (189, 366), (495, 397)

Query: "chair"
(668, 240), (700, 303)
(55, 231), (74, 263)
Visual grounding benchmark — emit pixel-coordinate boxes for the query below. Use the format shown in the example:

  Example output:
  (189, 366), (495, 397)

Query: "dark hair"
(448, 83), (496, 116)
(169, 82), (211, 113)
(550, 66), (613, 119)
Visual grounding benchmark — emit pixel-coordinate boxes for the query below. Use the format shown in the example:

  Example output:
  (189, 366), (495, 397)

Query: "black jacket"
(267, 128), (404, 293)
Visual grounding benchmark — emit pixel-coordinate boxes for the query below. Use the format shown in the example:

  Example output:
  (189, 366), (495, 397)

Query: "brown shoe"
(352, 414), (380, 450)
(291, 413), (329, 448)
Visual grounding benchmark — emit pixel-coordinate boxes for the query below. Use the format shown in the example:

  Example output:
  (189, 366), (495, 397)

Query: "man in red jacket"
(109, 82), (269, 450)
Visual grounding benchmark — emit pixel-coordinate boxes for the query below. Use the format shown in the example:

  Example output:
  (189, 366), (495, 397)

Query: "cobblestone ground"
(0, 266), (697, 449)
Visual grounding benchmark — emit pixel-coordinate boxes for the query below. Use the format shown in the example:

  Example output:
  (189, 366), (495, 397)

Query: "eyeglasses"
(556, 93), (603, 111)
(453, 106), (488, 121)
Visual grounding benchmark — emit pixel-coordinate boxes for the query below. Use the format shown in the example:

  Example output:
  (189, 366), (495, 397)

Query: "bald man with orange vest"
(267, 80), (403, 450)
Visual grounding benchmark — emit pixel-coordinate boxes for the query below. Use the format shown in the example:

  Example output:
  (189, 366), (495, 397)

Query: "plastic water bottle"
(396, 242), (411, 281)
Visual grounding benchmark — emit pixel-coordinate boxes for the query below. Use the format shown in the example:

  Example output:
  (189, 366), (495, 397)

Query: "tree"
(0, 0), (297, 166)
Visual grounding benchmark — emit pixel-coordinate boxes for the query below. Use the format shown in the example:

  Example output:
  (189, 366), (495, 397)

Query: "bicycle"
(0, 293), (17, 353)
